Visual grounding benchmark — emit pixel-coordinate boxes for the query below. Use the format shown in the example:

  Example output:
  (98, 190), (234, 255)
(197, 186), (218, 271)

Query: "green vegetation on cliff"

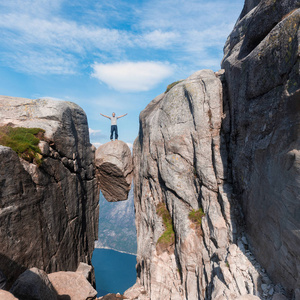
(189, 208), (205, 234)
(156, 203), (175, 246)
(0, 126), (45, 164)
(165, 80), (183, 93)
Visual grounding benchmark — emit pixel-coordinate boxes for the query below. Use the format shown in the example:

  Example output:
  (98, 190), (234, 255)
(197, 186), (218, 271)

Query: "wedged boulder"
(9, 267), (57, 300)
(95, 140), (133, 202)
(0, 290), (18, 300)
(48, 271), (97, 300)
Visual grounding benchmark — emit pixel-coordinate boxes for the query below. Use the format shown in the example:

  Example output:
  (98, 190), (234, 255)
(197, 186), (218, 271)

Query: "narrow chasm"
(93, 140), (137, 297)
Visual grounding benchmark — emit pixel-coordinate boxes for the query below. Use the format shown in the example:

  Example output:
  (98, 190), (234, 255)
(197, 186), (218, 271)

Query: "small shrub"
(156, 203), (175, 246)
(165, 80), (183, 93)
(0, 125), (45, 164)
(189, 208), (205, 227)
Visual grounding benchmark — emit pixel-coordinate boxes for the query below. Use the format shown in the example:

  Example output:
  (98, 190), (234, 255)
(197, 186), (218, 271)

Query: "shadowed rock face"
(222, 0), (300, 295)
(95, 140), (133, 202)
(0, 96), (99, 288)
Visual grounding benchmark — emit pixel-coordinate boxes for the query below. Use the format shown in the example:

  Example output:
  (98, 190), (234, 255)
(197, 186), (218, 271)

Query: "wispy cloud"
(0, 0), (243, 77)
(92, 61), (173, 92)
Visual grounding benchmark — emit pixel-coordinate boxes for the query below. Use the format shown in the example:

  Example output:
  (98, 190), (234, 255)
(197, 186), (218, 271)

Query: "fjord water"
(92, 248), (137, 296)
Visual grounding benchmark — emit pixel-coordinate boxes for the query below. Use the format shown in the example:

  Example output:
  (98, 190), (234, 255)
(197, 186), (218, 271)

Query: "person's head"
(112, 112), (115, 117)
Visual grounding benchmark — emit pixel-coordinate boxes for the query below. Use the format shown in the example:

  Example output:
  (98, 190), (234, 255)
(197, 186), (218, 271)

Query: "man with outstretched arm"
(100, 112), (128, 141)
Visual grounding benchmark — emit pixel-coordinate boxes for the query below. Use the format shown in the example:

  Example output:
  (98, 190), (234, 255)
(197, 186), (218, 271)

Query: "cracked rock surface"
(131, 70), (266, 300)
(95, 140), (133, 202)
(222, 0), (300, 296)
(0, 96), (99, 288)
(129, 1), (300, 299)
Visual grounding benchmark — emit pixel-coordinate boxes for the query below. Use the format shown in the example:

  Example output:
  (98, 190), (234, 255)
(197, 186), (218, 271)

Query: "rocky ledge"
(95, 140), (133, 202)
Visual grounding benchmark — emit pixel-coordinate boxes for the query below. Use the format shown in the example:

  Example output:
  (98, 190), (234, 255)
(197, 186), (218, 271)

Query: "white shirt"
(110, 116), (117, 125)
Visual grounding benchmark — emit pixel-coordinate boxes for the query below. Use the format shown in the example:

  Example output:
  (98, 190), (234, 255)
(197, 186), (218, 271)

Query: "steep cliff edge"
(222, 0), (300, 296)
(130, 1), (300, 299)
(132, 70), (266, 300)
(0, 96), (99, 288)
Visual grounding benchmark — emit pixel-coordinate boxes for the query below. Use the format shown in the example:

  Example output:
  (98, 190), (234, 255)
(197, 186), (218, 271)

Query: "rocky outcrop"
(130, 1), (300, 299)
(9, 267), (57, 300)
(8, 266), (97, 300)
(48, 271), (97, 300)
(222, 1), (300, 296)
(0, 290), (18, 300)
(132, 70), (269, 300)
(0, 96), (99, 288)
(95, 140), (133, 202)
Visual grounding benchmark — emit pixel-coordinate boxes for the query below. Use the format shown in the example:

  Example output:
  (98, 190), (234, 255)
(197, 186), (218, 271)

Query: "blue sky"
(0, 0), (244, 147)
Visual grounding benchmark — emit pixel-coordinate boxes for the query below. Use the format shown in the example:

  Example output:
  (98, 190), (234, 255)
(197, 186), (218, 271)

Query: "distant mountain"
(95, 187), (137, 254)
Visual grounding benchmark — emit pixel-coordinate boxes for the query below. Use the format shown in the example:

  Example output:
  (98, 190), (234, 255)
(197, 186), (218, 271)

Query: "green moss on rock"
(189, 208), (205, 227)
(165, 80), (183, 93)
(0, 126), (45, 165)
(156, 203), (175, 246)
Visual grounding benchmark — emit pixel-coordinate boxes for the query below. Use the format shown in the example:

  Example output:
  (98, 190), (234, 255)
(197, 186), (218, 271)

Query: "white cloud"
(126, 143), (133, 151)
(0, 0), (244, 75)
(137, 30), (179, 49)
(92, 61), (173, 92)
(92, 142), (102, 148)
(89, 128), (102, 135)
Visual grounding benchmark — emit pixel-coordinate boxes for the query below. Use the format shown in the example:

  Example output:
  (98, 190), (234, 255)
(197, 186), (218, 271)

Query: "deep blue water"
(92, 248), (137, 297)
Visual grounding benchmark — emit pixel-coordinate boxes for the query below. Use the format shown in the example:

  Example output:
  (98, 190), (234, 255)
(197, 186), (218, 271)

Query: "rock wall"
(222, 0), (300, 296)
(0, 96), (99, 288)
(132, 70), (267, 300)
(131, 1), (300, 299)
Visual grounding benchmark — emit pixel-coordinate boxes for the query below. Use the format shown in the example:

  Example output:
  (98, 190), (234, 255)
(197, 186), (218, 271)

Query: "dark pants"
(110, 125), (118, 140)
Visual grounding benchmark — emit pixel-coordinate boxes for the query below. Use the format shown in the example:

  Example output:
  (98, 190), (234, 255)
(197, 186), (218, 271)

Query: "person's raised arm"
(100, 113), (111, 119)
(117, 113), (128, 119)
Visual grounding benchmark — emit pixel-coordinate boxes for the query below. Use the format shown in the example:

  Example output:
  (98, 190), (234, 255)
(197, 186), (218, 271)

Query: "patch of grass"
(165, 80), (183, 93)
(0, 125), (45, 165)
(156, 203), (175, 246)
(189, 208), (205, 227)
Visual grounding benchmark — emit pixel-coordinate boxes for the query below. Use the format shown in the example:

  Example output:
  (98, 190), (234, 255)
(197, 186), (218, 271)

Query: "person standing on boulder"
(100, 112), (128, 141)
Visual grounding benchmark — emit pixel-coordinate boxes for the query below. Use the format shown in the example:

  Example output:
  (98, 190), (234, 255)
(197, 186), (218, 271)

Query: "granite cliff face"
(0, 96), (99, 288)
(132, 70), (266, 300)
(130, 1), (300, 299)
(222, 1), (300, 296)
